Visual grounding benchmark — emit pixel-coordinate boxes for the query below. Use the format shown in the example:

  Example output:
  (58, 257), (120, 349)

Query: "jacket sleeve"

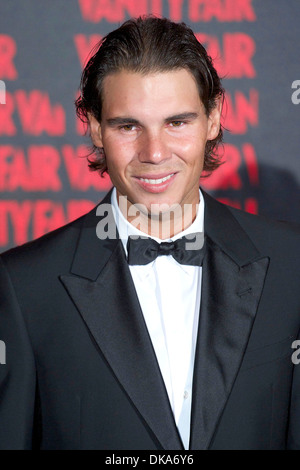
(0, 257), (36, 450)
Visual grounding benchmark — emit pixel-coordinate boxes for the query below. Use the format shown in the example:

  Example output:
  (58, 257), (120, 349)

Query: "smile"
(138, 174), (175, 185)
(134, 172), (177, 194)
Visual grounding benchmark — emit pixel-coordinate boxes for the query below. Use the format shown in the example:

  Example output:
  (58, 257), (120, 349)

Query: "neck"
(117, 193), (199, 239)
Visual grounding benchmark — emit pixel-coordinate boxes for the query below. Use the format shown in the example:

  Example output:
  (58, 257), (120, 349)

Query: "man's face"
(90, 68), (221, 217)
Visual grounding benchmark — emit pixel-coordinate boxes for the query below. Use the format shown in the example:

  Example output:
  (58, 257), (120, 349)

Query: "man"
(0, 16), (299, 450)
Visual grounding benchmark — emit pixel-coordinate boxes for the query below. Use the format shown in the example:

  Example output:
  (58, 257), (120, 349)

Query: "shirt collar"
(111, 187), (205, 258)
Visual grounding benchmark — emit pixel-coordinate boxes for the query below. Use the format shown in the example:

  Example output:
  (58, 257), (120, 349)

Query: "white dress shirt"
(111, 188), (204, 449)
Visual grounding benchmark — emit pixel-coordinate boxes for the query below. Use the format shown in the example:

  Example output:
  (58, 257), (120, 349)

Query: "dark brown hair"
(75, 15), (225, 176)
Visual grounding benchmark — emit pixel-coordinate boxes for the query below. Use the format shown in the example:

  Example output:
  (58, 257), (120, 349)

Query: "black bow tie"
(127, 232), (205, 266)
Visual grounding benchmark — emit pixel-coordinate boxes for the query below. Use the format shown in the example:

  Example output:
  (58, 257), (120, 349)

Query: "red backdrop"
(0, 0), (299, 252)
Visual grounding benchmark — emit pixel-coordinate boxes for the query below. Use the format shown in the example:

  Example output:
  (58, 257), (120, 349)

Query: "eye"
(170, 120), (184, 127)
(120, 124), (136, 131)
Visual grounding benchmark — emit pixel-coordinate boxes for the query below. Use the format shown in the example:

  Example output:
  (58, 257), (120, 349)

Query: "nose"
(138, 131), (171, 164)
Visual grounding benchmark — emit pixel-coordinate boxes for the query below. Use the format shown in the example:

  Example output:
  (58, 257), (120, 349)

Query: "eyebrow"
(166, 112), (199, 122)
(106, 117), (140, 126)
(105, 112), (199, 127)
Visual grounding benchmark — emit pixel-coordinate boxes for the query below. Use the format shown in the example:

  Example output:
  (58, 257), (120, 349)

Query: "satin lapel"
(60, 194), (183, 450)
(189, 192), (269, 450)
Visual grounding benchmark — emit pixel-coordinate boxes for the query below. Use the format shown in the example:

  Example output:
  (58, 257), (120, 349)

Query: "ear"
(88, 112), (103, 148)
(207, 96), (222, 141)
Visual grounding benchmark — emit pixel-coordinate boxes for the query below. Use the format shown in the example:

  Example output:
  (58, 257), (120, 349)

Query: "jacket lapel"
(60, 192), (183, 450)
(189, 191), (269, 449)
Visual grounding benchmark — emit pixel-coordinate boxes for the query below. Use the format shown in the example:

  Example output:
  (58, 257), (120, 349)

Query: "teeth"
(139, 174), (174, 184)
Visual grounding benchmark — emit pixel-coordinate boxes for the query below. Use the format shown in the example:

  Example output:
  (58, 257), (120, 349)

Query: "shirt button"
(183, 391), (189, 400)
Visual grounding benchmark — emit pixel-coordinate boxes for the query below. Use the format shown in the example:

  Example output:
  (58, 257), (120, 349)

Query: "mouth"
(134, 172), (177, 193)
(138, 173), (175, 184)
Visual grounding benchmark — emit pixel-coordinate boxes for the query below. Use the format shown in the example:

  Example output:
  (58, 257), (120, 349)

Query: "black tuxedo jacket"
(0, 190), (300, 450)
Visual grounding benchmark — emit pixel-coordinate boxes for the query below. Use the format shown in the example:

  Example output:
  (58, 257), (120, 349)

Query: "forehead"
(101, 69), (203, 118)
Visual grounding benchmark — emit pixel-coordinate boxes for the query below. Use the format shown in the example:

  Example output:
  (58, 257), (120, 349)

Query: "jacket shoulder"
(0, 210), (88, 274)
(227, 204), (300, 238)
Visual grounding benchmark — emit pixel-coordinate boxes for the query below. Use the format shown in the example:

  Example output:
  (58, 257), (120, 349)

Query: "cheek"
(105, 149), (134, 186)
(104, 136), (135, 164)
(179, 125), (207, 148)
(104, 142), (126, 171)
(177, 134), (206, 165)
